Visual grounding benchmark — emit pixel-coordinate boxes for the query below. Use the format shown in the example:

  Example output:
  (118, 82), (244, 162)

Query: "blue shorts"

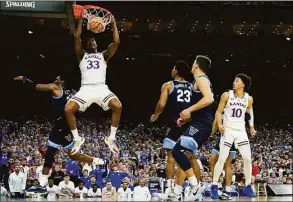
(211, 139), (237, 160)
(177, 119), (212, 155)
(163, 122), (189, 150)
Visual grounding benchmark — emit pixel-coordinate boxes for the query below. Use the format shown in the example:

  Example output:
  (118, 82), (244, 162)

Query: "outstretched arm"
(103, 16), (120, 62)
(74, 13), (85, 62)
(14, 76), (59, 94)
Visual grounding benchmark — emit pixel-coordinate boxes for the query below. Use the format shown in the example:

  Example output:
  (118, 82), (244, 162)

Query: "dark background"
(0, 1), (292, 124)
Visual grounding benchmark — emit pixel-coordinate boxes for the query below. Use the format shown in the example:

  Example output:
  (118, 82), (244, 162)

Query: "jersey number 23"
(177, 89), (191, 103)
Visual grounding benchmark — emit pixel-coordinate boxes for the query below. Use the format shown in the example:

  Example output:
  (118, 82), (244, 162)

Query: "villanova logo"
(65, 134), (72, 142)
(189, 126), (198, 136)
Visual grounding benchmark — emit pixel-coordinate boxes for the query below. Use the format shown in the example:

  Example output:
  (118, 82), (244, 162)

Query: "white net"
(82, 5), (112, 30)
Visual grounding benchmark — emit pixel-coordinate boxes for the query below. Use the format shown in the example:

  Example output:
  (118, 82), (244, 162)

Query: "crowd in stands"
(0, 118), (292, 199)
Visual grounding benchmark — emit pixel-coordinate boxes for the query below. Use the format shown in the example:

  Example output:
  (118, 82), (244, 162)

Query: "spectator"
(157, 163), (166, 178)
(58, 174), (75, 198)
(21, 158), (30, 178)
(66, 159), (80, 186)
(85, 175), (99, 189)
(74, 181), (88, 198)
(8, 165), (26, 198)
(51, 165), (65, 185)
(80, 169), (91, 185)
(0, 147), (10, 189)
(133, 179), (151, 201)
(102, 181), (117, 201)
(88, 184), (102, 198)
(252, 156), (263, 177)
(117, 180), (132, 201)
(46, 178), (60, 200)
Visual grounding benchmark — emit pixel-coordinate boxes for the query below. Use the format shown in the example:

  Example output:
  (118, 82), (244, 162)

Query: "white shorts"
(70, 84), (117, 112)
(220, 127), (250, 149)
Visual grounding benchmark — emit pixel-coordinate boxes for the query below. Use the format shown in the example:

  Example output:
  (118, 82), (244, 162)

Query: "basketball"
(89, 17), (105, 34)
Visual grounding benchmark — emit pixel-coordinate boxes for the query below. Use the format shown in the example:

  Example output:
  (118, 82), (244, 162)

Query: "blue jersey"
(166, 80), (193, 123)
(191, 75), (214, 123)
(52, 86), (72, 117)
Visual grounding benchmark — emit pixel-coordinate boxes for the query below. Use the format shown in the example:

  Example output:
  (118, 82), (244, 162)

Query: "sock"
(71, 129), (80, 141)
(167, 179), (172, 188)
(226, 186), (231, 192)
(109, 126), (117, 140)
(171, 179), (175, 189)
(188, 175), (198, 187)
(174, 184), (182, 196)
(213, 145), (230, 184)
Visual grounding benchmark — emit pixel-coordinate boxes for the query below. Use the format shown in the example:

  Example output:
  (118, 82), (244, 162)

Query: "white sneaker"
(93, 158), (105, 166)
(71, 137), (85, 155)
(157, 188), (172, 200)
(38, 175), (48, 187)
(186, 183), (201, 201)
(104, 137), (119, 154)
(168, 190), (181, 201)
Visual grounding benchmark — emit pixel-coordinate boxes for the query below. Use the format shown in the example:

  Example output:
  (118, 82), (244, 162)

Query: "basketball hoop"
(73, 4), (112, 31)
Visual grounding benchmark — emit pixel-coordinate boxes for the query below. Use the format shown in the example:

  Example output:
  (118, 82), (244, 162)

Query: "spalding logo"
(5, 1), (36, 8)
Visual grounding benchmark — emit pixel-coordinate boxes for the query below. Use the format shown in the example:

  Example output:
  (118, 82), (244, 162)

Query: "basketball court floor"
(1, 197), (292, 201)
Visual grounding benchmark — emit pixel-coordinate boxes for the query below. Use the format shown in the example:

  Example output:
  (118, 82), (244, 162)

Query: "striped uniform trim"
(238, 141), (249, 147)
(238, 140), (249, 144)
(103, 94), (116, 103)
(224, 142), (232, 148)
(72, 97), (86, 104)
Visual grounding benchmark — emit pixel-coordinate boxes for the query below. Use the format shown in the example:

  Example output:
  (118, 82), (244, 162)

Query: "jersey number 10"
(177, 89), (191, 103)
(231, 108), (242, 118)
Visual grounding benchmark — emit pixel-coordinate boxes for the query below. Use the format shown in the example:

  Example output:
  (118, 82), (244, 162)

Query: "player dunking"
(14, 76), (104, 187)
(211, 73), (256, 199)
(150, 61), (192, 192)
(65, 13), (121, 155)
(170, 56), (214, 201)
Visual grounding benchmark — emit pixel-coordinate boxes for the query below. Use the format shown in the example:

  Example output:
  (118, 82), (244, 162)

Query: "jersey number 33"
(87, 60), (100, 69)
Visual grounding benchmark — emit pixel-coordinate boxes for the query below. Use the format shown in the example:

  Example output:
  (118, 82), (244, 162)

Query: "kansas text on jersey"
(223, 90), (249, 131)
(79, 53), (107, 85)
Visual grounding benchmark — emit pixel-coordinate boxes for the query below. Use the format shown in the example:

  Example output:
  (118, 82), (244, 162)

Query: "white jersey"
(79, 52), (107, 85)
(223, 90), (249, 131)
(46, 185), (59, 200)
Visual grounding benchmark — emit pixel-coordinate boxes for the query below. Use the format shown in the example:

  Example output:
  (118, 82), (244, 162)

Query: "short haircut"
(195, 55), (211, 73)
(174, 60), (191, 79)
(235, 73), (252, 91)
(64, 174), (70, 178)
